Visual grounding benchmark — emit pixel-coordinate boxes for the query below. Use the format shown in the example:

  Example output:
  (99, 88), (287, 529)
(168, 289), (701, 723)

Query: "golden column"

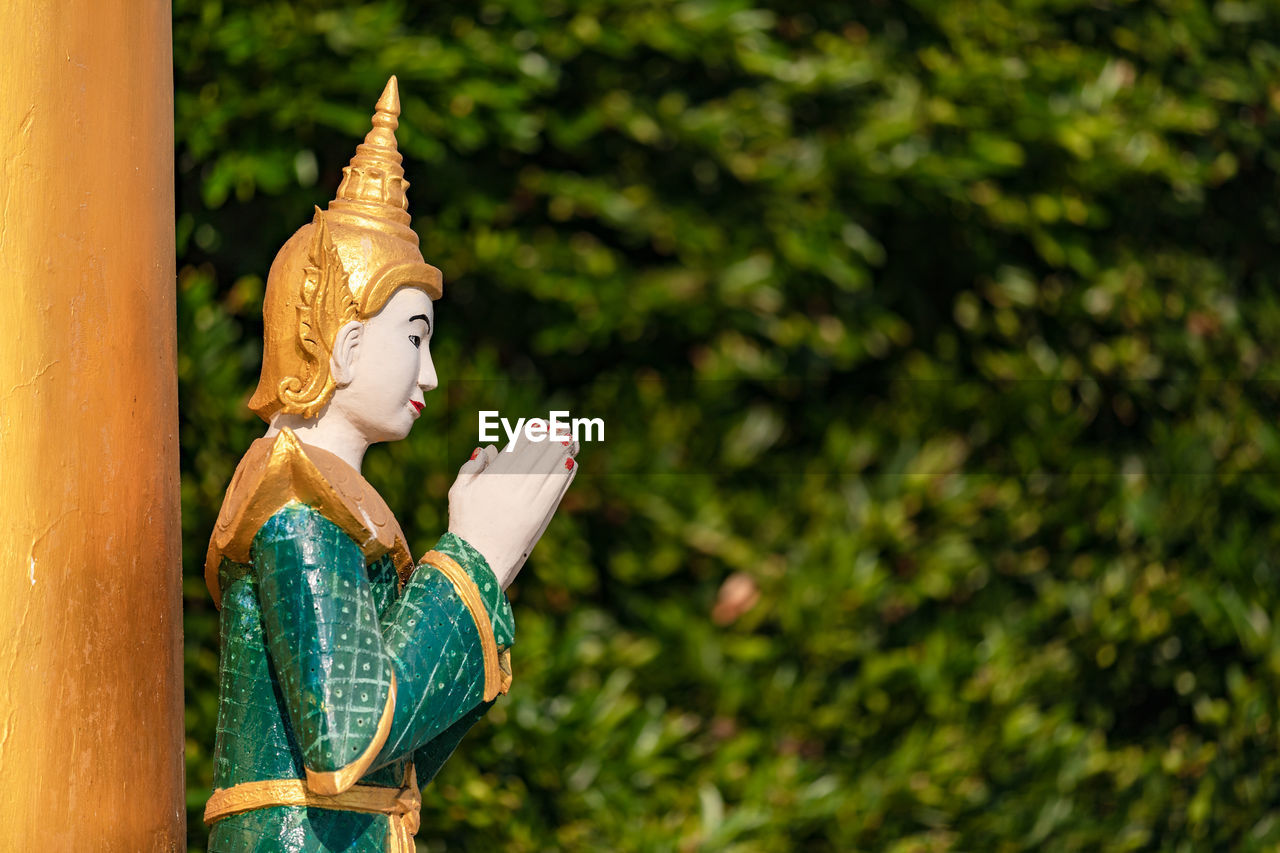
(0, 0), (184, 847)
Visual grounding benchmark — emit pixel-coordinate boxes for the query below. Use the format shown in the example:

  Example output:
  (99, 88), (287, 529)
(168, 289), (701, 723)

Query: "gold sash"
(204, 766), (420, 852)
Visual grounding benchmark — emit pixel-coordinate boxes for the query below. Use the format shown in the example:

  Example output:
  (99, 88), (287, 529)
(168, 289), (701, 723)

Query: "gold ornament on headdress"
(249, 76), (443, 423)
(276, 210), (359, 418)
(327, 77), (413, 236)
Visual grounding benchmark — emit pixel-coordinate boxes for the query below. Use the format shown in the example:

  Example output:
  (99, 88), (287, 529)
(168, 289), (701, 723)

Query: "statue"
(201, 77), (577, 852)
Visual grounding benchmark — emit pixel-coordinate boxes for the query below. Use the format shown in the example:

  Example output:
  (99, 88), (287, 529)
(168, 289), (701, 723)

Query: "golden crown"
(249, 76), (443, 422)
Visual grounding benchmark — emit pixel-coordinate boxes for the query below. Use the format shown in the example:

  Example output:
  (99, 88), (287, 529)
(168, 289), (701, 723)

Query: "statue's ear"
(330, 320), (364, 387)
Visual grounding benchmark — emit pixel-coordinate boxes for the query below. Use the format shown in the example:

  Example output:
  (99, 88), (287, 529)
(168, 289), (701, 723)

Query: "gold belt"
(204, 766), (420, 852)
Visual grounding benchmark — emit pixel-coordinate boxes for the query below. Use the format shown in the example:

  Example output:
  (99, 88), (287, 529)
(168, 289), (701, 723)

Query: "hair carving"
(275, 211), (359, 418)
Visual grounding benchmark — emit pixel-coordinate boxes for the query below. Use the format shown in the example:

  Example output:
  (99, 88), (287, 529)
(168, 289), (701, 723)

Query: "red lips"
(410, 401), (424, 414)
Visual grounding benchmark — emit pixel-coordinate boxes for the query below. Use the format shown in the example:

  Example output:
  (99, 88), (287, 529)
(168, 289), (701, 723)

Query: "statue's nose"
(419, 351), (438, 393)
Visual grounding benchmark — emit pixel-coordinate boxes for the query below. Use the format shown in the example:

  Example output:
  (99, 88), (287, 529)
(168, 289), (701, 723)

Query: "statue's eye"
(409, 335), (422, 349)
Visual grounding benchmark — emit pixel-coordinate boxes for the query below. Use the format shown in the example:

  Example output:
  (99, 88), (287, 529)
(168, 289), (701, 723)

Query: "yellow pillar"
(0, 0), (183, 847)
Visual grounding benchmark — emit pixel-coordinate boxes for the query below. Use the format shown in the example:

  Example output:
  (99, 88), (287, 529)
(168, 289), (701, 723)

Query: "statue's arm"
(252, 502), (512, 794)
(376, 531), (513, 770)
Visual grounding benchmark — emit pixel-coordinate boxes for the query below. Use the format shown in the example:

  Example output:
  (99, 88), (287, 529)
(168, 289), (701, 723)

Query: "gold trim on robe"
(205, 763), (420, 852)
(305, 672), (398, 796)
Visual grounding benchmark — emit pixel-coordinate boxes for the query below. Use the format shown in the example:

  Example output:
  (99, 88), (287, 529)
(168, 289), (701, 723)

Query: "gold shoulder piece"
(204, 428), (413, 605)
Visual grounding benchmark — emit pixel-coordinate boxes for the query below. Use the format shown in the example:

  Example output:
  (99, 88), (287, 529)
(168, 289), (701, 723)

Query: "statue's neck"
(265, 414), (368, 473)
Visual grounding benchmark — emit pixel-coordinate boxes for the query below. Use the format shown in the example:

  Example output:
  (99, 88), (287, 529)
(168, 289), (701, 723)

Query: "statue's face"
(328, 286), (436, 444)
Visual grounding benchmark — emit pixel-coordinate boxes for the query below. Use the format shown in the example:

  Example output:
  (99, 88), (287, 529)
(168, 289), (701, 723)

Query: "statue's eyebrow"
(409, 313), (431, 334)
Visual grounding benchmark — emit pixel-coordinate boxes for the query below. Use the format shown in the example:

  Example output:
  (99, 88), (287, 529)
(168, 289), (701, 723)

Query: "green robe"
(206, 500), (513, 852)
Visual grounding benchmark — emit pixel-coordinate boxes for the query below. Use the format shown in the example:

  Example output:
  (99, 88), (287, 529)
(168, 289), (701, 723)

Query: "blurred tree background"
(176, 1), (1280, 850)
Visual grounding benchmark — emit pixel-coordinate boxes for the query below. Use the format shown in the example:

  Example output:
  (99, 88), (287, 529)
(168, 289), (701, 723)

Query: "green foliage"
(176, 1), (1280, 849)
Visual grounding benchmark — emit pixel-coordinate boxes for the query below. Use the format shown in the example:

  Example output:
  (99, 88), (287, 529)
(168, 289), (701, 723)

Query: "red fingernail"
(561, 440), (570, 446)
(470, 448), (480, 460)
(565, 459), (574, 470)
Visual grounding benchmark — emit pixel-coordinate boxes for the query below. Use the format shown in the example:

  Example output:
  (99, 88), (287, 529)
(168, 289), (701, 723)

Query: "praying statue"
(201, 77), (577, 852)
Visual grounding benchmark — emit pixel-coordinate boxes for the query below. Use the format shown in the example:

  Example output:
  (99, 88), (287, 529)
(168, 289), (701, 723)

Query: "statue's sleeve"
(376, 531), (514, 769)
(252, 501), (513, 794)
(394, 533), (515, 784)
(413, 700), (494, 787)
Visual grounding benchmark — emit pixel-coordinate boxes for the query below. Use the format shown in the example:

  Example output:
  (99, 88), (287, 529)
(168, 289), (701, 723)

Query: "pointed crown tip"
(327, 77), (412, 228)
(376, 76), (400, 116)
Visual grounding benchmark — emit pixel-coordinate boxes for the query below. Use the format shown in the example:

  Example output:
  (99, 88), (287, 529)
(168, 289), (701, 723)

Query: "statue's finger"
(527, 428), (577, 472)
(499, 432), (556, 474)
(527, 462), (577, 551)
(530, 429), (570, 467)
(536, 456), (578, 502)
(458, 447), (486, 475)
